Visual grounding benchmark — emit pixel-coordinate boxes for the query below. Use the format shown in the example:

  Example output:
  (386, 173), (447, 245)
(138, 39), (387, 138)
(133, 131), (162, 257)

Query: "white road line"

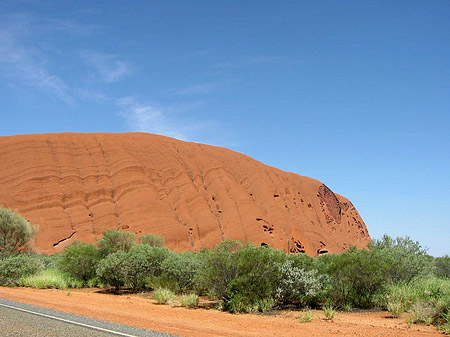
(0, 302), (140, 337)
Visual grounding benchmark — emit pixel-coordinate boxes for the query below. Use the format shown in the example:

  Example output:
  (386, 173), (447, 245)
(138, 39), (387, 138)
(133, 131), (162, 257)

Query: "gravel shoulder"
(0, 287), (443, 337)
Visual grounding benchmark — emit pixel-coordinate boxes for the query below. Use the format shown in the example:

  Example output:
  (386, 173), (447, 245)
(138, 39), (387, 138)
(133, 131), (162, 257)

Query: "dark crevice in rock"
(53, 231), (77, 247)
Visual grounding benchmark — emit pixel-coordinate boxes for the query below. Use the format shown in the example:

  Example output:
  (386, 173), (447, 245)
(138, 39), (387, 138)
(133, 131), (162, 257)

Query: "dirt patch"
(0, 287), (442, 337)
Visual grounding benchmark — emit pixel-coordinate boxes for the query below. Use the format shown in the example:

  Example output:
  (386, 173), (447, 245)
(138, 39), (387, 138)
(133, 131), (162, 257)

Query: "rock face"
(0, 133), (370, 255)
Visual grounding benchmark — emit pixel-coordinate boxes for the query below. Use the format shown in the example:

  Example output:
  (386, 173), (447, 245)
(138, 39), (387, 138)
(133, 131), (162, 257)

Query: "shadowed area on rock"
(0, 133), (370, 255)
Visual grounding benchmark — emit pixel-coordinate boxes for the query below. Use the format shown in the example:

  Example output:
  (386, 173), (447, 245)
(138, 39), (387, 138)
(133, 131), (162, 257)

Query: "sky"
(0, 1), (449, 256)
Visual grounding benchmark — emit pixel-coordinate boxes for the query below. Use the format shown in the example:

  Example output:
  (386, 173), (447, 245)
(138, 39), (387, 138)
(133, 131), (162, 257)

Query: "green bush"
(286, 252), (315, 270)
(200, 241), (286, 313)
(179, 293), (200, 308)
(383, 283), (420, 317)
(435, 255), (450, 279)
(97, 230), (135, 257)
(197, 240), (244, 301)
(153, 288), (176, 304)
(0, 254), (42, 286)
(370, 235), (435, 284)
(58, 241), (100, 281)
(0, 207), (37, 257)
(383, 277), (450, 326)
(315, 247), (390, 308)
(138, 233), (165, 247)
(298, 309), (314, 323)
(35, 254), (60, 269)
(161, 251), (203, 293)
(122, 245), (170, 291)
(96, 251), (127, 291)
(276, 260), (328, 306)
(322, 304), (336, 320)
(18, 269), (82, 289)
(228, 245), (284, 311)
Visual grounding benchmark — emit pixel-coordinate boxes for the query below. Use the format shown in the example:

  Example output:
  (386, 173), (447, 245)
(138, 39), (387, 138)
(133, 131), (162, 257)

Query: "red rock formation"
(0, 133), (370, 255)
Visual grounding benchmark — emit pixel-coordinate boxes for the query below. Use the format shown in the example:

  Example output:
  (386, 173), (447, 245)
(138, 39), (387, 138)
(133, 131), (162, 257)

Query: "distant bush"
(435, 255), (450, 279)
(138, 233), (165, 247)
(97, 230), (135, 257)
(370, 235), (434, 284)
(298, 309), (314, 323)
(58, 241), (100, 281)
(0, 254), (42, 286)
(199, 241), (286, 313)
(322, 304), (336, 320)
(0, 207), (37, 257)
(382, 277), (450, 326)
(96, 251), (127, 291)
(286, 252), (315, 270)
(179, 293), (200, 308)
(122, 245), (170, 291)
(276, 260), (328, 306)
(153, 288), (176, 304)
(161, 251), (203, 293)
(18, 269), (82, 289)
(197, 240), (244, 301)
(315, 247), (390, 308)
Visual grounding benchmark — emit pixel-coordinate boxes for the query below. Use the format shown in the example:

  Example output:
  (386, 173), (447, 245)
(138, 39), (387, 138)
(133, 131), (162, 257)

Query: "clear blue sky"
(1, 1), (449, 256)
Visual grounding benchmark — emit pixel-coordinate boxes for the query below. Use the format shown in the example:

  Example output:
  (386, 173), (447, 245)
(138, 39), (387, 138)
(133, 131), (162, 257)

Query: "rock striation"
(0, 133), (370, 255)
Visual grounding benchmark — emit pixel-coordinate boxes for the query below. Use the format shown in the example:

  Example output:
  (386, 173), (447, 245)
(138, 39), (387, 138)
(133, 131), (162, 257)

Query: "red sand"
(0, 287), (442, 337)
(0, 132), (369, 255)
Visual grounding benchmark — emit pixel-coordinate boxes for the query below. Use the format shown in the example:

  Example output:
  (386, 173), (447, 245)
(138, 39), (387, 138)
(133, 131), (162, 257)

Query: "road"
(0, 298), (175, 337)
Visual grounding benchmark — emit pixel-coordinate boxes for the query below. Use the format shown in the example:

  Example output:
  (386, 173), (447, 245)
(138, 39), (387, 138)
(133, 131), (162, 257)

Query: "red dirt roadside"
(0, 287), (443, 337)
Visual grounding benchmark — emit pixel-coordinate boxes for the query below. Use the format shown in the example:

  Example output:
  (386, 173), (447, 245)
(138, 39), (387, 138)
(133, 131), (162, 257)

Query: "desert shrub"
(96, 251), (127, 291)
(97, 230), (135, 257)
(197, 240), (245, 301)
(435, 255), (450, 279)
(161, 251), (203, 293)
(228, 245), (286, 312)
(138, 233), (165, 247)
(179, 293), (200, 308)
(58, 241), (100, 281)
(0, 254), (42, 285)
(145, 274), (179, 291)
(322, 304), (336, 320)
(35, 254), (60, 269)
(383, 277), (450, 325)
(383, 283), (421, 316)
(0, 207), (37, 257)
(315, 247), (391, 308)
(286, 252), (315, 270)
(153, 288), (176, 304)
(298, 309), (314, 323)
(122, 245), (170, 291)
(276, 259), (328, 306)
(86, 276), (102, 288)
(202, 243), (286, 313)
(18, 269), (82, 289)
(370, 235), (434, 284)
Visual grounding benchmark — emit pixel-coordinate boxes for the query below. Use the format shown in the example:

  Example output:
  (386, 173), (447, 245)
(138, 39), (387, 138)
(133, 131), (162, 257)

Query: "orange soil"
(0, 133), (368, 256)
(0, 287), (442, 337)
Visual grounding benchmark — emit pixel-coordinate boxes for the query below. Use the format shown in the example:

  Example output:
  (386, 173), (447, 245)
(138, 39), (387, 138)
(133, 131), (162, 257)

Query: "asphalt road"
(0, 298), (176, 337)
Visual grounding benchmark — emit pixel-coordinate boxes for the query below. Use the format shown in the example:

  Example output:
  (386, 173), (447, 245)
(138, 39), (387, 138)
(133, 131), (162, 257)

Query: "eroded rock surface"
(0, 133), (370, 255)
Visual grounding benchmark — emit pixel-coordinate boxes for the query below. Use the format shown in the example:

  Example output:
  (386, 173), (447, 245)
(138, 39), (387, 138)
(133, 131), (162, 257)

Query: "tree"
(161, 251), (203, 292)
(0, 254), (42, 285)
(435, 255), (450, 278)
(96, 251), (127, 291)
(0, 207), (37, 257)
(370, 234), (434, 283)
(97, 230), (135, 257)
(58, 241), (101, 281)
(138, 233), (165, 247)
(122, 245), (170, 291)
